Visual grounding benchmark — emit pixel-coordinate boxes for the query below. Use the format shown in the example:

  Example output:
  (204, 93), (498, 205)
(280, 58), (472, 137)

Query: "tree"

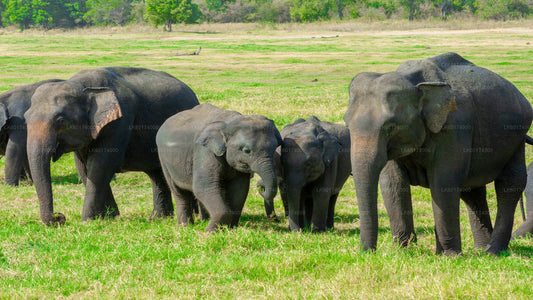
(145, 0), (201, 31)
(84, 0), (134, 25)
(4, 0), (52, 29)
(399, 0), (423, 20)
(290, 0), (334, 22)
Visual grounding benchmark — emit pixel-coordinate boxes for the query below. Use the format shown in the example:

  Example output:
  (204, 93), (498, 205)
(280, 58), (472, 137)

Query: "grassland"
(0, 21), (533, 298)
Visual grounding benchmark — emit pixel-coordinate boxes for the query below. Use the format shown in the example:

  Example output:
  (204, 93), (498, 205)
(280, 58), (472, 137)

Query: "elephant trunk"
(252, 158), (278, 219)
(351, 132), (388, 251)
(27, 124), (65, 226)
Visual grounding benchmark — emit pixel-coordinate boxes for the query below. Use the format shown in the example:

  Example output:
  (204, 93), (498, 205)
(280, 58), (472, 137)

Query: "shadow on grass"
(509, 242), (533, 257)
(51, 173), (82, 185)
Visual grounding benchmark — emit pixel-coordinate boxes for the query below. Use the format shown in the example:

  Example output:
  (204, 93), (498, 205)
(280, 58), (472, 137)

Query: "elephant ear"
(85, 87), (123, 139)
(196, 122), (226, 156)
(0, 103), (8, 130)
(318, 131), (342, 167)
(417, 82), (457, 134)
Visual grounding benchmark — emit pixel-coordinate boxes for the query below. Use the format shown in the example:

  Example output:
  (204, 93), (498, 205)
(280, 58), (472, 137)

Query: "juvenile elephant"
(156, 103), (282, 232)
(344, 52), (532, 255)
(0, 79), (64, 185)
(25, 67), (199, 225)
(259, 116), (351, 232)
(513, 160), (533, 238)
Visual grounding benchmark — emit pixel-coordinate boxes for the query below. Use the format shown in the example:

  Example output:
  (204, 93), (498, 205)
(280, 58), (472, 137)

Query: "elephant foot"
(512, 220), (533, 240)
(393, 232), (417, 247)
(150, 208), (174, 218)
(484, 244), (508, 256)
(438, 249), (462, 256)
(46, 213), (66, 226)
(267, 214), (280, 223)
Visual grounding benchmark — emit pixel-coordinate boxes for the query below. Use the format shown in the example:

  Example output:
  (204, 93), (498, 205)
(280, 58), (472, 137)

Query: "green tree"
(4, 0), (51, 29)
(205, 0), (234, 11)
(399, 0), (423, 20)
(84, 0), (134, 25)
(290, 0), (334, 22)
(334, 0), (357, 19)
(145, 0), (200, 31)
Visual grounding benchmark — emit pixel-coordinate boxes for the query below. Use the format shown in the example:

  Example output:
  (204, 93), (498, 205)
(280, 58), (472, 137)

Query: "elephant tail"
(526, 135), (533, 145)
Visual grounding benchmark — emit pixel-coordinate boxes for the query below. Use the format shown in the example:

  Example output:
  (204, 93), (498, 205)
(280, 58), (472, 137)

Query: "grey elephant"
(513, 159), (533, 238)
(258, 116), (351, 232)
(0, 79), (64, 186)
(156, 103), (282, 232)
(343, 52), (532, 255)
(24, 67), (199, 225)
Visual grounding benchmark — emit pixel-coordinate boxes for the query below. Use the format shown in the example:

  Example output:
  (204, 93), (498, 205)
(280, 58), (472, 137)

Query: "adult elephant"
(344, 52), (532, 255)
(0, 79), (64, 186)
(156, 103), (282, 232)
(25, 67), (199, 225)
(258, 116), (351, 232)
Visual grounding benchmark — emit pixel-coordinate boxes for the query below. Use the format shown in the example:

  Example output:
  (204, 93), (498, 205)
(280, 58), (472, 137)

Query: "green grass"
(1, 22), (533, 298)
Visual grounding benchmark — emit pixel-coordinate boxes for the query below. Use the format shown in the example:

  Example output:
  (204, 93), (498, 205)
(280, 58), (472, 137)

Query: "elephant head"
(278, 117), (342, 230)
(196, 115), (283, 211)
(24, 81), (122, 225)
(343, 72), (456, 251)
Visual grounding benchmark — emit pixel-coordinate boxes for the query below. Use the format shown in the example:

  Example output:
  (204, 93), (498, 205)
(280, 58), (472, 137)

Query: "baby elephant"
(513, 161), (533, 238)
(156, 103), (282, 231)
(260, 116), (351, 232)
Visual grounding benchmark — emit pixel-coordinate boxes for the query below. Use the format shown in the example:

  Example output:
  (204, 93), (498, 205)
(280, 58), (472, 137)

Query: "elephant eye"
(241, 146), (251, 154)
(55, 116), (67, 126)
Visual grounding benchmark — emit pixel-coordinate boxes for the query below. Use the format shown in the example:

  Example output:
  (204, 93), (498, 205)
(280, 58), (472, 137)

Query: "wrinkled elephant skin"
(156, 103), (282, 232)
(344, 52), (532, 255)
(0, 79), (64, 186)
(25, 67), (199, 225)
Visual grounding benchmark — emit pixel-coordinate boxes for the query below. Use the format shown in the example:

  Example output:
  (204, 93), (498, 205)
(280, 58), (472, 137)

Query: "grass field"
(1, 21), (533, 298)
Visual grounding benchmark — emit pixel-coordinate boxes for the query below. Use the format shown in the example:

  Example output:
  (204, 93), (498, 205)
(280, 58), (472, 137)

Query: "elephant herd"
(2, 52), (533, 255)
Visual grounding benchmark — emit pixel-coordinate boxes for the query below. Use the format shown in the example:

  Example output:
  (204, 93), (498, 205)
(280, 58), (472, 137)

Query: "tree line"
(0, 0), (531, 30)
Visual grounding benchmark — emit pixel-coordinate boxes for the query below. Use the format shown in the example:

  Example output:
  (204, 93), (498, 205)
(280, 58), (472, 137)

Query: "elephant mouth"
(52, 143), (63, 162)
(236, 162), (251, 172)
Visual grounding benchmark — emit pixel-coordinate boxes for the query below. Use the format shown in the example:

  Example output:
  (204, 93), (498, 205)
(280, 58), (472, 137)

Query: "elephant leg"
(74, 152), (87, 185)
(197, 200), (210, 220)
(75, 151), (119, 218)
(326, 194), (339, 229)
(487, 148), (526, 254)
(146, 169), (174, 218)
(430, 186), (462, 255)
(304, 192), (313, 229)
(286, 187), (305, 231)
(225, 175), (250, 227)
(194, 174), (234, 232)
(82, 150), (126, 220)
(310, 187), (331, 233)
(380, 161), (416, 247)
(460, 186), (493, 249)
(4, 129), (27, 186)
(173, 184), (195, 225)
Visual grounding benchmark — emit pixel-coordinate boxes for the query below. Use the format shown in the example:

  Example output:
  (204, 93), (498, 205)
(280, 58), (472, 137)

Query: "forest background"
(0, 0), (532, 31)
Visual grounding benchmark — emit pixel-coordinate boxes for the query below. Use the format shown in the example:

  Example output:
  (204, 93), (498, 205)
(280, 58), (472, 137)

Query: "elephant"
(156, 103), (282, 232)
(24, 67), (199, 225)
(257, 116), (351, 232)
(513, 159), (533, 238)
(0, 79), (64, 186)
(343, 52), (533, 255)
